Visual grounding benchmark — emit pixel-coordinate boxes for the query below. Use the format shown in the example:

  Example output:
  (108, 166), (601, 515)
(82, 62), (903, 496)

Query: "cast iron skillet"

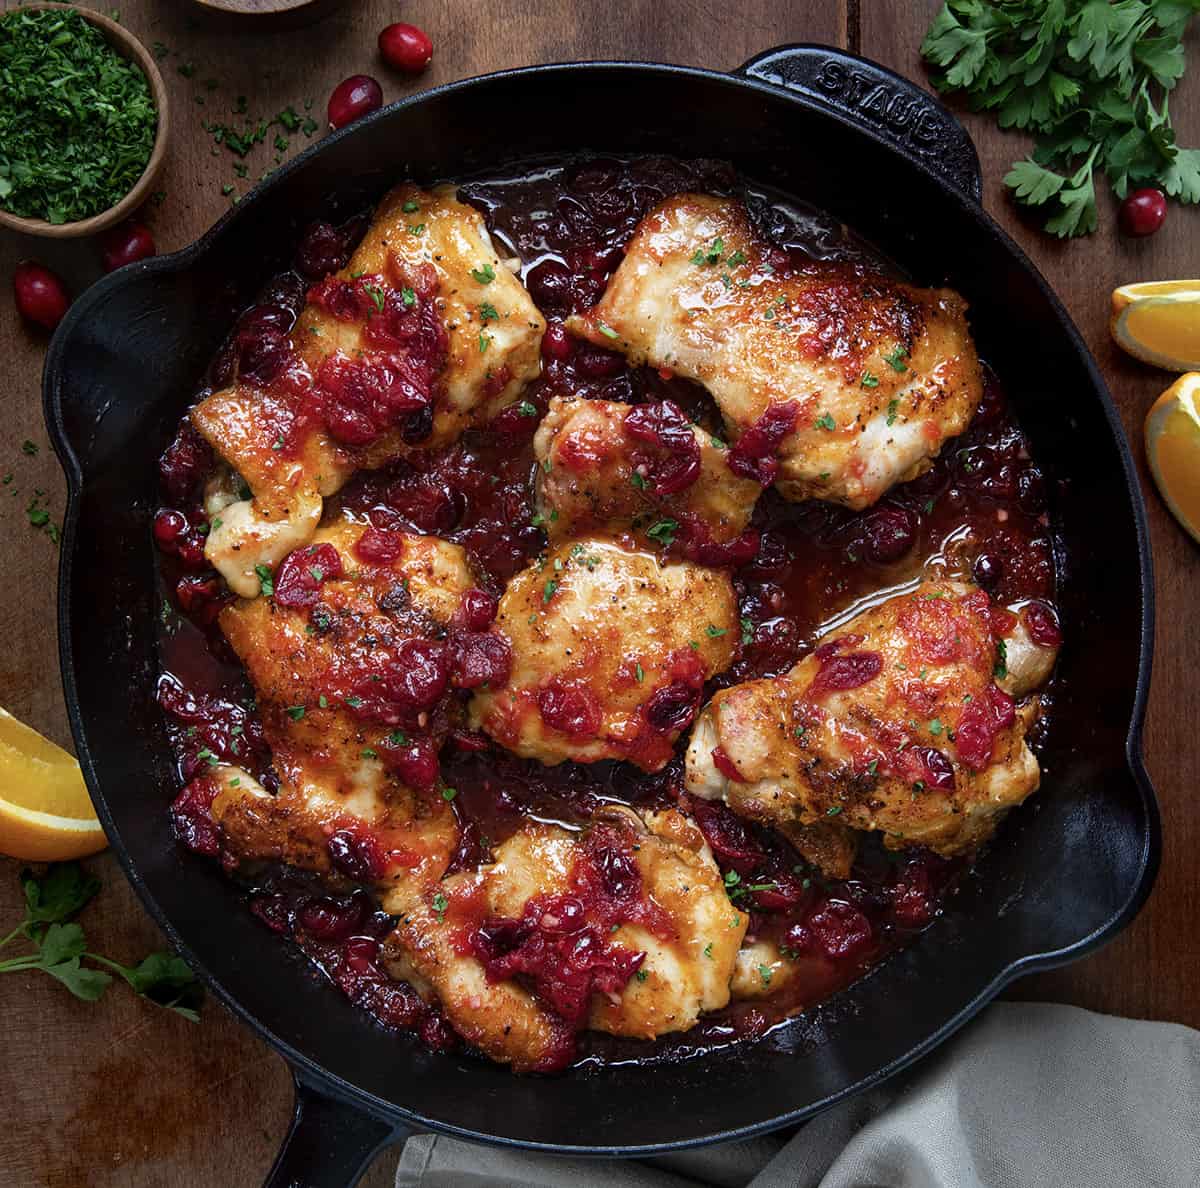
(43, 45), (1159, 1188)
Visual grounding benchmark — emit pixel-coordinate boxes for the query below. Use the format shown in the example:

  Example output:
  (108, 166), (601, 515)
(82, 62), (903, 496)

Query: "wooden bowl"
(0, 4), (169, 239)
(191, 0), (343, 25)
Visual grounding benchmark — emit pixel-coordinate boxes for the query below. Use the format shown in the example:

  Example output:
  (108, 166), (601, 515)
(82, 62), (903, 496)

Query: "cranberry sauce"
(153, 155), (1060, 1070)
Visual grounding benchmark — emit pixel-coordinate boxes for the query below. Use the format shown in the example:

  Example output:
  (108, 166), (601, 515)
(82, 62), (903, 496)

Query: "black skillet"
(43, 45), (1159, 1188)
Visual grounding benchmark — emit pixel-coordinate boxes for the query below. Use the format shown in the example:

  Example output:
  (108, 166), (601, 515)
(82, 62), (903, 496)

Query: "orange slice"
(1145, 372), (1200, 545)
(1110, 286), (1200, 371)
(1112, 279), (1200, 314)
(0, 707), (107, 861)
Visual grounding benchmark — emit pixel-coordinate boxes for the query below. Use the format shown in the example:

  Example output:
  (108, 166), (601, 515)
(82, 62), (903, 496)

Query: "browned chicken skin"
(194, 183), (545, 596)
(685, 580), (1059, 873)
(568, 194), (982, 510)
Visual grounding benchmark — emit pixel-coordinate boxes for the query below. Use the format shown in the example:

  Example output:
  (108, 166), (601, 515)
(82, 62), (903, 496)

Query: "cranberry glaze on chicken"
(154, 155), (1062, 1073)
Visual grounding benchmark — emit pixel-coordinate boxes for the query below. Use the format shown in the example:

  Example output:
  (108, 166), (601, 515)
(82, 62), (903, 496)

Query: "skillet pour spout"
(43, 44), (1158, 1187)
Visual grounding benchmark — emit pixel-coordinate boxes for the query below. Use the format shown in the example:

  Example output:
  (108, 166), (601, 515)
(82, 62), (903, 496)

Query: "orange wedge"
(1112, 279), (1200, 313)
(1145, 372), (1200, 546)
(1111, 283), (1200, 371)
(0, 707), (106, 861)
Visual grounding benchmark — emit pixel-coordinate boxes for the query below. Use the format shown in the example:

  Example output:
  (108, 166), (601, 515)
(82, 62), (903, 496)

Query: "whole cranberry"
(541, 321), (573, 361)
(862, 504), (916, 563)
(378, 22), (433, 74)
(972, 552), (1005, 591)
(328, 75), (384, 130)
(296, 221), (349, 279)
(1119, 188), (1166, 238)
(100, 221), (156, 272)
(525, 259), (574, 314)
(13, 262), (70, 331)
(152, 508), (189, 551)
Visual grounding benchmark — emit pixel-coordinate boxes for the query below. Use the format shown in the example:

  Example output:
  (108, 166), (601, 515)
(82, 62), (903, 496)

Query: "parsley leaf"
(923, 0), (1200, 236)
(3, 864), (202, 1019)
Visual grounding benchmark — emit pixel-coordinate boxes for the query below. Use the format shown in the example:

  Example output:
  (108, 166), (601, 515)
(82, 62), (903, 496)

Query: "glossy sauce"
(153, 156), (1058, 1071)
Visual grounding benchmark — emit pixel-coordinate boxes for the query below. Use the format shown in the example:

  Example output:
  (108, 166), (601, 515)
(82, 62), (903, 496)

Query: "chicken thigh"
(193, 182), (545, 596)
(567, 194), (982, 510)
(685, 580), (1058, 871)
(533, 395), (760, 555)
(190, 515), (508, 903)
(382, 806), (747, 1071)
(471, 538), (738, 770)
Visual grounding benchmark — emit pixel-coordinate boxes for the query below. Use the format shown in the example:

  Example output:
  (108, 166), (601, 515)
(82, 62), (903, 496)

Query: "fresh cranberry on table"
(1118, 188), (1166, 238)
(378, 22), (433, 74)
(12, 262), (69, 331)
(99, 221), (156, 272)
(328, 75), (384, 130)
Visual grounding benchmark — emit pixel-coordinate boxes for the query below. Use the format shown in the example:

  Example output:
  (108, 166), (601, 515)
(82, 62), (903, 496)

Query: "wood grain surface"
(0, 2), (1195, 1185)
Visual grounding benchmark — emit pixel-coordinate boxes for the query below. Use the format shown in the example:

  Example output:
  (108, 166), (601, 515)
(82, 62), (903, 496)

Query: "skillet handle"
(263, 1071), (412, 1188)
(736, 44), (982, 203)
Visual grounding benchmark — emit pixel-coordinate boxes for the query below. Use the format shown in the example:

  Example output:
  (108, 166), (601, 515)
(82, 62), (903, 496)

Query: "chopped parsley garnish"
(432, 892), (448, 923)
(543, 579), (557, 603)
(21, 440), (37, 456)
(861, 370), (879, 389)
(402, 199), (420, 213)
(705, 624), (727, 638)
(517, 401), (538, 417)
(741, 617), (754, 646)
(646, 518), (678, 547)
(725, 249), (747, 267)
(884, 345), (909, 372)
(597, 322), (619, 339)
(407, 223), (426, 235)
(886, 399), (900, 427)
(441, 787), (457, 801)
(363, 283), (385, 313)
(703, 942), (714, 959)
(690, 237), (724, 266)
(361, 748), (377, 759)
(814, 412), (836, 431)
(758, 963), (773, 986)
(254, 564), (274, 596)
(286, 706), (305, 721)
(470, 263), (496, 284)
(994, 638), (1009, 680)
(929, 718), (944, 736)
(867, 759), (879, 776)
(479, 332), (492, 353)
(826, 805), (843, 816)
(318, 695), (329, 709)
(635, 662), (645, 683)
(344, 696), (362, 709)
(630, 471), (648, 491)
(635, 969), (649, 982)
(401, 287), (416, 307)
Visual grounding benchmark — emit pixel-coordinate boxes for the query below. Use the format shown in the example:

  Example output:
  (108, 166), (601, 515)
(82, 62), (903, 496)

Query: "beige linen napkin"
(395, 1002), (1200, 1187)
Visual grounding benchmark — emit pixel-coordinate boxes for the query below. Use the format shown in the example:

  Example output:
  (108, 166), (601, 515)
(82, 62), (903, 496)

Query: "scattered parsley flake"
(470, 263), (496, 284)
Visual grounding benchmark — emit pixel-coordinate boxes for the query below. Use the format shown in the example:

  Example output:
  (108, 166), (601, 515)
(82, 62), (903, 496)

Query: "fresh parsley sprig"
(921, 0), (1200, 237)
(1, 863), (203, 1021)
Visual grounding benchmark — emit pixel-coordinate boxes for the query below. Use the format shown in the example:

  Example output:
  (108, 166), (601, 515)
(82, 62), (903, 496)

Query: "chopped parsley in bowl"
(0, 4), (168, 236)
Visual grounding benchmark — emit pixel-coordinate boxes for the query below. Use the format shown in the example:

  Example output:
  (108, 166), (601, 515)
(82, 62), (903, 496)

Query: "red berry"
(328, 75), (384, 130)
(1119, 188), (1167, 238)
(12, 262), (69, 331)
(378, 23), (433, 74)
(100, 221), (156, 272)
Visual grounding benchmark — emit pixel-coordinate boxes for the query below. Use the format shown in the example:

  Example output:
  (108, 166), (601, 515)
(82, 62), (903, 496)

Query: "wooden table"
(1, 2), (1196, 1184)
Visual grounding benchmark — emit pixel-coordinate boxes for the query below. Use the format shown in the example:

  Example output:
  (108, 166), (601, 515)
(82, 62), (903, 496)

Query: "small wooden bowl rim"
(0, 3), (170, 239)
(193, 0), (324, 11)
